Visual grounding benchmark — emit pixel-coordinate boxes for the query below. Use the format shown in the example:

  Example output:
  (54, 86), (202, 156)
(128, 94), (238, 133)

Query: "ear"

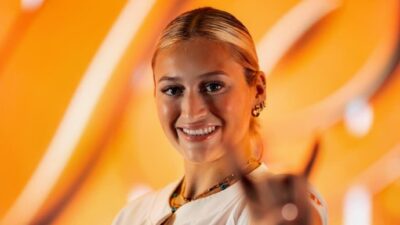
(254, 71), (267, 104)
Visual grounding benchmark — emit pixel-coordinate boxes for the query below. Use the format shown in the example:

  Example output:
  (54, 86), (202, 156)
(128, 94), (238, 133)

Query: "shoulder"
(112, 181), (179, 225)
(111, 191), (157, 225)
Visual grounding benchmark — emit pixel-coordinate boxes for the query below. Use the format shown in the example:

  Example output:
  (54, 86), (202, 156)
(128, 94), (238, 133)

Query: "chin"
(181, 146), (224, 164)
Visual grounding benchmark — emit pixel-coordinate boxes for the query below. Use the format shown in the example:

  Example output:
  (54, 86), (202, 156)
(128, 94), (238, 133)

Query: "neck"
(181, 141), (253, 199)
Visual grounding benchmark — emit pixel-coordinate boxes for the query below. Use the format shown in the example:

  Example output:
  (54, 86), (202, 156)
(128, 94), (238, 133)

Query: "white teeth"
(181, 126), (216, 136)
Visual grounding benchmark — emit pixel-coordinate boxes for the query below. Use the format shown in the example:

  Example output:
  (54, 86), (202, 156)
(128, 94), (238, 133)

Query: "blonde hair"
(152, 7), (260, 85)
(152, 7), (264, 157)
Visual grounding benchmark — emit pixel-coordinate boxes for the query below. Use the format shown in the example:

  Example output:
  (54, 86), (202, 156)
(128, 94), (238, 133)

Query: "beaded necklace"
(169, 158), (261, 213)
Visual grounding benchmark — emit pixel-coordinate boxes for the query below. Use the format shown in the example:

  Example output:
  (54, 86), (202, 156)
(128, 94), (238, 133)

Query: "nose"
(181, 91), (208, 121)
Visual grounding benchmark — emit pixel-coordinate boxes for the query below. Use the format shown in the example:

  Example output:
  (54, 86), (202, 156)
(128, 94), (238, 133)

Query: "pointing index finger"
(302, 138), (320, 178)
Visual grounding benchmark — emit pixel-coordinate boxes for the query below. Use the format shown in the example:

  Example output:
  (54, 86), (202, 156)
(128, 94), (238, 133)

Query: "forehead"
(153, 38), (243, 80)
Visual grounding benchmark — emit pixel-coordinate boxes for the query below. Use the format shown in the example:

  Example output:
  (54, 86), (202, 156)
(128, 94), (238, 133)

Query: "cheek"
(225, 91), (251, 115)
(212, 93), (252, 129)
(156, 98), (179, 129)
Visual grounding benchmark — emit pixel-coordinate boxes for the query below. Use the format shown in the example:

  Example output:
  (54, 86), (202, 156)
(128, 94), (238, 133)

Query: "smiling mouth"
(177, 126), (219, 142)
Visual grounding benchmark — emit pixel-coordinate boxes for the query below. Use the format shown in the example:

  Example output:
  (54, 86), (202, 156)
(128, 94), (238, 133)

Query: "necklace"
(169, 158), (261, 213)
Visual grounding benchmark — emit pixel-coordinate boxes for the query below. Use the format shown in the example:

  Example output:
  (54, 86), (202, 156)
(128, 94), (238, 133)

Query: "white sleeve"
(308, 188), (328, 225)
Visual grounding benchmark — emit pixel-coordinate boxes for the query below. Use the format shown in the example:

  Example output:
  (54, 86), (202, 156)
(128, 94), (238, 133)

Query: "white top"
(112, 164), (328, 225)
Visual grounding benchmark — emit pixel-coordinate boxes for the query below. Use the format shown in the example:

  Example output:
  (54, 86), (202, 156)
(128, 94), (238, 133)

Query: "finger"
(302, 138), (320, 178)
(266, 174), (295, 205)
(270, 175), (307, 206)
(240, 173), (260, 202)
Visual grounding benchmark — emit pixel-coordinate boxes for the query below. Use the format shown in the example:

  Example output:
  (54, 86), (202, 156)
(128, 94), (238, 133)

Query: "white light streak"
(257, 0), (340, 75)
(1, 0), (155, 224)
(343, 185), (372, 225)
(21, 0), (44, 11)
(344, 98), (374, 137)
(356, 144), (400, 194)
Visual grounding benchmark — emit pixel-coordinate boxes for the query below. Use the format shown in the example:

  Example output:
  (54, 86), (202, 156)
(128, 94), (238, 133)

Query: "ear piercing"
(251, 101), (265, 117)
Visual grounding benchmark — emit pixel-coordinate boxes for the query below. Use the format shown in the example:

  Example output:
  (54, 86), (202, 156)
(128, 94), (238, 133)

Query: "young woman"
(113, 7), (327, 225)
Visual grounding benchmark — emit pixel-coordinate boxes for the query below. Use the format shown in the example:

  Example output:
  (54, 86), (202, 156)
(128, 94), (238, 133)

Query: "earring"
(251, 101), (266, 117)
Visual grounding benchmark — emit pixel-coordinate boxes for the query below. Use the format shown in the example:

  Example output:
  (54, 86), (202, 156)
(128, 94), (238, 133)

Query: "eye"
(161, 86), (184, 96)
(202, 81), (224, 93)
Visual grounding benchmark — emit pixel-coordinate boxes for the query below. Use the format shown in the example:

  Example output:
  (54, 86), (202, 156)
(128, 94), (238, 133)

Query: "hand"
(230, 140), (320, 225)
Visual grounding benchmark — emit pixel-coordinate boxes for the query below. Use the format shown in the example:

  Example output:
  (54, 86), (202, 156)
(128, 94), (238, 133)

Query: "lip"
(177, 126), (220, 142)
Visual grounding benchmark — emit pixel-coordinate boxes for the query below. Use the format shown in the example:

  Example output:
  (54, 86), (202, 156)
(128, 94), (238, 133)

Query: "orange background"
(0, 0), (399, 224)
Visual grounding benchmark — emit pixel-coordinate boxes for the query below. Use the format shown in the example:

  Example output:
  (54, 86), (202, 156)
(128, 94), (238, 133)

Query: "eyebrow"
(157, 70), (228, 83)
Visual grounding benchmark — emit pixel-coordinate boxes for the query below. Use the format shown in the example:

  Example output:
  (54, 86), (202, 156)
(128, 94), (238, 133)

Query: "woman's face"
(153, 37), (261, 163)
